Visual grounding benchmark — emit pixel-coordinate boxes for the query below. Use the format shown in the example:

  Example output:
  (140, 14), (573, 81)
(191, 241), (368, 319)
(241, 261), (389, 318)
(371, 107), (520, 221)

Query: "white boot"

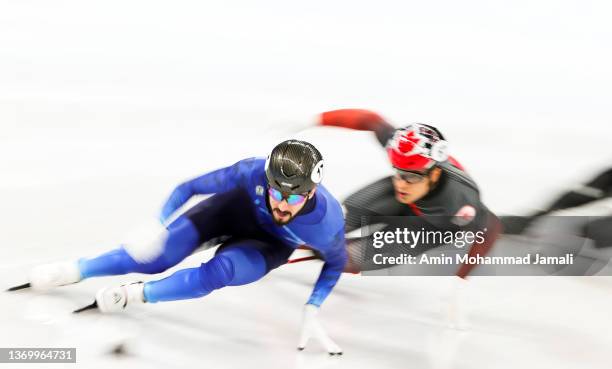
(96, 282), (145, 313)
(29, 261), (82, 291)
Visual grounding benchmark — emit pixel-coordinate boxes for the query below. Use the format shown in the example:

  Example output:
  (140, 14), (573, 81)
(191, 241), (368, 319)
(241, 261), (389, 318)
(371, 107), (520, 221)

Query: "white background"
(1, 1), (612, 368)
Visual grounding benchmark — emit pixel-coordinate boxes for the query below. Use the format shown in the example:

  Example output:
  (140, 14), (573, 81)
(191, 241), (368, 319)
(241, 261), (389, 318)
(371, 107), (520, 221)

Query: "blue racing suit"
(78, 158), (347, 307)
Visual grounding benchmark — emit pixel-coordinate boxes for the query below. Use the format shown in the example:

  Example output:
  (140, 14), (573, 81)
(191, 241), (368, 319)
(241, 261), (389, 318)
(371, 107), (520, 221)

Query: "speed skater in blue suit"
(25, 140), (347, 354)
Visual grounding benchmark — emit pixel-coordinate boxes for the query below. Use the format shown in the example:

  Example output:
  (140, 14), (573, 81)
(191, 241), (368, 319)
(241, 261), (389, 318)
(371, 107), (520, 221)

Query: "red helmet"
(386, 124), (449, 171)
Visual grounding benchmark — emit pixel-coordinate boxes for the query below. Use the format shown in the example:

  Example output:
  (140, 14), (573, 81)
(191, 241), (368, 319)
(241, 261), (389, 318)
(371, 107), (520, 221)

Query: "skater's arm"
(297, 234), (346, 354)
(306, 231), (348, 306)
(160, 158), (258, 222)
(319, 109), (396, 147)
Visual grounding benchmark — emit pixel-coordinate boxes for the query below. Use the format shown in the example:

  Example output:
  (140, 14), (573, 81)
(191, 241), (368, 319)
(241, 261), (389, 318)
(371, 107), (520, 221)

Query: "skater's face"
(268, 187), (316, 225)
(392, 167), (441, 204)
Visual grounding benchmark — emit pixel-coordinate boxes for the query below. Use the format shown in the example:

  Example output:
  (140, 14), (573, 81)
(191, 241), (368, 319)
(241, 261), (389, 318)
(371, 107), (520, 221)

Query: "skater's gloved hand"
(297, 304), (342, 355)
(160, 183), (191, 224)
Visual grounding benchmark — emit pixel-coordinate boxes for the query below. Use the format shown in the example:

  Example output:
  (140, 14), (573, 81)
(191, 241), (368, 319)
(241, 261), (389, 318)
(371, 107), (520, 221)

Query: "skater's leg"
(143, 240), (277, 303)
(28, 189), (257, 290)
(78, 216), (200, 278)
(79, 188), (256, 278)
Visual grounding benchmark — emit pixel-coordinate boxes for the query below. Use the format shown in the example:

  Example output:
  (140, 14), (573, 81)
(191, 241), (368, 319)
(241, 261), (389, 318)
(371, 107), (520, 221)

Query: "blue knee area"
(199, 246), (268, 291)
(144, 267), (209, 303)
(198, 253), (234, 291)
(143, 247), (267, 303)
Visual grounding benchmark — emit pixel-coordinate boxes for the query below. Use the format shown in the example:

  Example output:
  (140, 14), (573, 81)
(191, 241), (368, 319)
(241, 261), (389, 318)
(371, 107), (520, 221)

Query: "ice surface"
(1, 1), (612, 368)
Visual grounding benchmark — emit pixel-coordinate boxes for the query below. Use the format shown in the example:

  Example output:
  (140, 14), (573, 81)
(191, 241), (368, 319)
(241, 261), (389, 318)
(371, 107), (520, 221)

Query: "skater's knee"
(197, 244), (268, 291)
(198, 254), (235, 291)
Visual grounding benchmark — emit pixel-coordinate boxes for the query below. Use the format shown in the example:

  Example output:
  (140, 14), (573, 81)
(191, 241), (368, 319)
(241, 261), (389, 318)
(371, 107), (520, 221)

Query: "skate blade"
(73, 301), (98, 314)
(6, 282), (31, 291)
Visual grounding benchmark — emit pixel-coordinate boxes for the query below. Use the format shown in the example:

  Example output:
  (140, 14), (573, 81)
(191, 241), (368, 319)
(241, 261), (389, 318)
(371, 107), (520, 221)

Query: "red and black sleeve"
(320, 109), (396, 147)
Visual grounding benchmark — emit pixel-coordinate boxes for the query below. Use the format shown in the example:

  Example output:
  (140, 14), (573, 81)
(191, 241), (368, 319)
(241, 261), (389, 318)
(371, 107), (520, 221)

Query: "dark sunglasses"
(394, 168), (432, 184)
(268, 187), (309, 205)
